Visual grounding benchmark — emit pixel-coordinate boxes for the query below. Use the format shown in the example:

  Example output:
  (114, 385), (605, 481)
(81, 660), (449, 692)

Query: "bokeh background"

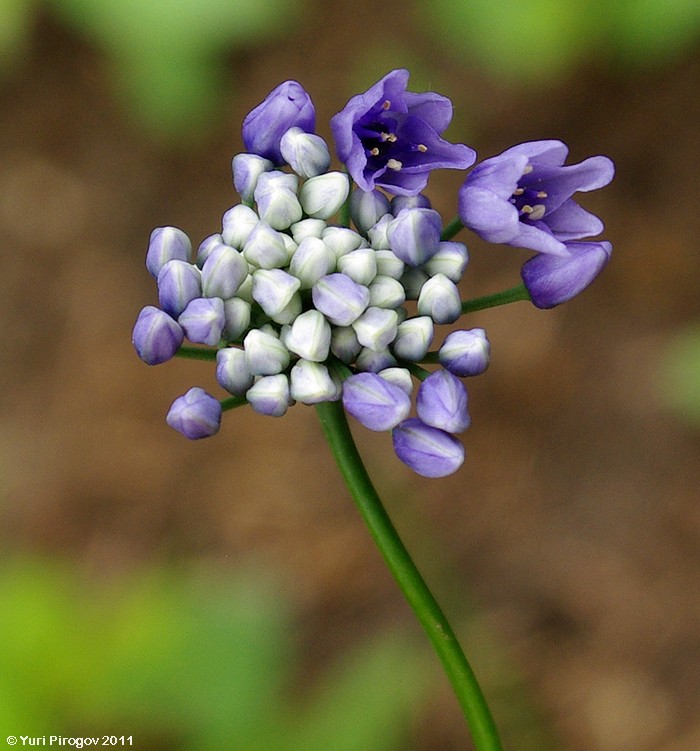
(1, 1), (700, 749)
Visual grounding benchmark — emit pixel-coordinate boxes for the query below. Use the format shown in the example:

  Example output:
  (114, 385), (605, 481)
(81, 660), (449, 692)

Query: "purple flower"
(166, 387), (222, 439)
(392, 418), (465, 477)
(342, 372), (411, 431)
(132, 305), (184, 365)
(178, 297), (225, 345)
(458, 140), (614, 255)
(242, 81), (316, 165)
(331, 69), (476, 196)
(521, 240), (612, 309)
(416, 370), (470, 433)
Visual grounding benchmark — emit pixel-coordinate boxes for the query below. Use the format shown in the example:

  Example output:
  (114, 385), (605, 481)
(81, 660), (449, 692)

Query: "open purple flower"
(331, 69), (476, 196)
(242, 81), (316, 165)
(458, 140), (614, 255)
(521, 240), (612, 308)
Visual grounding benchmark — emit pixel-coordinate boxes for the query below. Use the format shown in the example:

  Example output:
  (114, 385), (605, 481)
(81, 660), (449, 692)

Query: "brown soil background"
(1, 4), (699, 750)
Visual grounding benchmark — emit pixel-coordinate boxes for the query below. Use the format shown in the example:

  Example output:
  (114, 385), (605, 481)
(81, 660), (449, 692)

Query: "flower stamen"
(417, 144), (428, 152)
(387, 158), (403, 171)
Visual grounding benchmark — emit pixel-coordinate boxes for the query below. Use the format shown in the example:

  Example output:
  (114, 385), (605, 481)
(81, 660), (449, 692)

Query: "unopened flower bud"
(355, 347), (397, 372)
(367, 214), (393, 250)
(244, 329), (290, 375)
(374, 249), (405, 280)
(201, 244), (248, 299)
(392, 316), (434, 361)
(270, 292), (302, 326)
(166, 387), (221, 439)
(299, 172), (350, 219)
(416, 369), (470, 433)
(350, 189), (391, 235)
(291, 218), (327, 243)
(243, 222), (289, 269)
(178, 297), (225, 345)
(132, 305), (184, 365)
(222, 297), (252, 341)
(322, 226), (367, 259)
(235, 274), (254, 304)
(288, 237), (336, 289)
(285, 309), (331, 362)
(342, 372), (411, 431)
(367, 275), (406, 309)
(390, 194), (431, 216)
(290, 360), (338, 403)
(242, 80), (315, 165)
(378, 367), (413, 396)
(439, 328), (490, 377)
(232, 153), (274, 203)
(392, 418), (465, 477)
(422, 241), (469, 283)
(246, 374), (291, 417)
(312, 273), (370, 327)
(221, 204), (259, 249)
(157, 260), (202, 318)
(216, 347), (254, 395)
(330, 326), (362, 364)
(254, 172), (302, 231)
(337, 247), (377, 286)
(196, 233), (225, 268)
(417, 273), (461, 323)
(280, 127), (331, 178)
(399, 267), (429, 300)
(146, 226), (191, 278)
(387, 208), (442, 266)
(352, 307), (399, 352)
(251, 268), (301, 317)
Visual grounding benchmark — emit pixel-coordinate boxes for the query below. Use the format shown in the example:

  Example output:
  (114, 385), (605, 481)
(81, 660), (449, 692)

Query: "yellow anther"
(387, 158), (402, 171)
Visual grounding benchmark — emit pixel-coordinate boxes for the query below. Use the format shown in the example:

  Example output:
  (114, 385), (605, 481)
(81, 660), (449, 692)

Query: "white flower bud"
(221, 204), (259, 249)
(417, 273), (462, 324)
(392, 316), (434, 361)
(269, 292), (302, 325)
(196, 233), (224, 269)
(422, 241), (469, 283)
(251, 268), (301, 317)
(216, 347), (254, 395)
(255, 184), (303, 231)
(222, 297), (251, 341)
(299, 172), (350, 219)
(330, 326), (362, 364)
(378, 367), (413, 396)
(337, 247), (377, 286)
(288, 237), (336, 289)
(400, 267), (429, 300)
(349, 188), (391, 235)
(235, 274), (254, 303)
(290, 360), (338, 404)
(244, 329), (290, 375)
(146, 226), (191, 278)
(243, 222), (289, 269)
(246, 374), (291, 417)
(285, 309), (331, 362)
(232, 153), (274, 203)
(374, 249), (404, 280)
(321, 226), (368, 259)
(291, 218), (327, 243)
(367, 214), (393, 250)
(367, 275), (406, 309)
(280, 127), (331, 178)
(201, 244), (248, 299)
(352, 307), (399, 352)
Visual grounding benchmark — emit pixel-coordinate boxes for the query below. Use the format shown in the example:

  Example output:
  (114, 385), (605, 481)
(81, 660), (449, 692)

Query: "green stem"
(315, 401), (503, 751)
(175, 346), (218, 361)
(441, 216), (465, 241)
(461, 283), (531, 314)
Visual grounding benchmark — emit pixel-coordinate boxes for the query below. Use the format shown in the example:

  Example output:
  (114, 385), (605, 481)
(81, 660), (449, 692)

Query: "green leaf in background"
(663, 325), (700, 426)
(47, 0), (300, 136)
(0, 557), (434, 751)
(0, 0), (34, 77)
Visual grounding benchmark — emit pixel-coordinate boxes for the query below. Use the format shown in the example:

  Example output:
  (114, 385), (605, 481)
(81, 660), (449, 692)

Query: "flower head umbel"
(133, 72), (614, 478)
(331, 69), (476, 195)
(458, 140), (614, 256)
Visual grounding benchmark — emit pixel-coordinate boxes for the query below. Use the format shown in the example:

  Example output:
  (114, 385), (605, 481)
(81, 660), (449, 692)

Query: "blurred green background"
(1, 1), (699, 750)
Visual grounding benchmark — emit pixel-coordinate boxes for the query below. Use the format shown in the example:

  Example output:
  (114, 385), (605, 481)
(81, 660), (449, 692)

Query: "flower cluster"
(133, 69), (613, 477)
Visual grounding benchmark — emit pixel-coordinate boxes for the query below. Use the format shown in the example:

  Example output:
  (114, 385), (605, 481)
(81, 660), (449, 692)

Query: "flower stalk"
(315, 399), (503, 751)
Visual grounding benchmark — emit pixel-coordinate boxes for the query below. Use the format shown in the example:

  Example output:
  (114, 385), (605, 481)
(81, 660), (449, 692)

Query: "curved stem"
(441, 216), (465, 241)
(315, 401), (503, 751)
(461, 283), (530, 314)
(175, 345), (218, 361)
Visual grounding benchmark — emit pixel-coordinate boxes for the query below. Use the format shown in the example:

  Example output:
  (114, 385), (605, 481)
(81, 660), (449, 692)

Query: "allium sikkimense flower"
(331, 69), (476, 195)
(458, 140), (614, 256)
(242, 81), (316, 165)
